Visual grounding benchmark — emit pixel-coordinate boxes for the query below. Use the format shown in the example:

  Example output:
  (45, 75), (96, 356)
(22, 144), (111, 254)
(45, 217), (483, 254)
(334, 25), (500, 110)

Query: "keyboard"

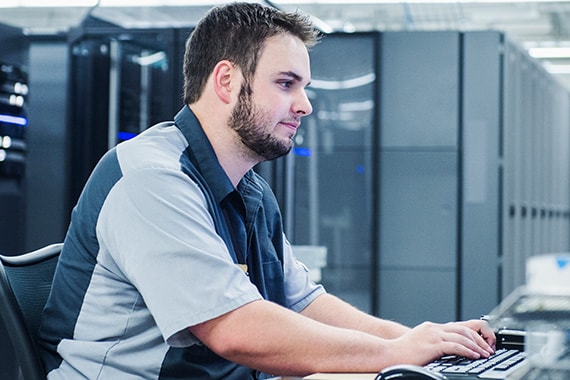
(424, 348), (528, 379)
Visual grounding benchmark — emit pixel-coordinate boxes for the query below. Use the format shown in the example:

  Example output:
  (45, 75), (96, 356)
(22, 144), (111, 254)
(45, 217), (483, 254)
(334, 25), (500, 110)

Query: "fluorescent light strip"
(0, 114), (28, 126)
(130, 51), (167, 66)
(339, 99), (374, 112)
(311, 72), (376, 90)
(529, 47), (570, 59)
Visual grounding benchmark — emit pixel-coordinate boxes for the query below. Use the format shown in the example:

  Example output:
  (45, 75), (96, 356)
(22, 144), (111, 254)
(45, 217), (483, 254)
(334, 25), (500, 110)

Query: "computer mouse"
(375, 364), (447, 380)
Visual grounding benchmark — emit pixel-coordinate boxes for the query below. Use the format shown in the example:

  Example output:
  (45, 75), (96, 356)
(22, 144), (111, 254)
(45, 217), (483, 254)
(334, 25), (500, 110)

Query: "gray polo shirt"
(39, 106), (324, 379)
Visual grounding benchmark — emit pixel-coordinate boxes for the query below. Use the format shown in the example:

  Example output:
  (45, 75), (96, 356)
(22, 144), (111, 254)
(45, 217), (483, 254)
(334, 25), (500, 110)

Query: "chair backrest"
(0, 243), (63, 380)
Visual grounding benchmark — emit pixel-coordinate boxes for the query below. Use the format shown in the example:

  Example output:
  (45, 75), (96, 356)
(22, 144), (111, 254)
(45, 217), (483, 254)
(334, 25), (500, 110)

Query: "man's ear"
(212, 60), (237, 104)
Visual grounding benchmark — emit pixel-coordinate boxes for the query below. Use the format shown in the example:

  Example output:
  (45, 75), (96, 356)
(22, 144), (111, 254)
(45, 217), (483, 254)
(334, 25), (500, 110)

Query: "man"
(38, 2), (495, 379)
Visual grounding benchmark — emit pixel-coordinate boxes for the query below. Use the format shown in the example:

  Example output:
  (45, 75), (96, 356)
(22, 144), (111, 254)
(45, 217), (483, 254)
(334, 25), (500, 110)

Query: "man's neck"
(188, 103), (259, 187)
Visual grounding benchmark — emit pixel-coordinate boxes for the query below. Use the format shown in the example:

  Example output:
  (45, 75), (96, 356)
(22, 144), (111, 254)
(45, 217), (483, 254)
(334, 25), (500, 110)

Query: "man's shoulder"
(116, 122), (189, 173)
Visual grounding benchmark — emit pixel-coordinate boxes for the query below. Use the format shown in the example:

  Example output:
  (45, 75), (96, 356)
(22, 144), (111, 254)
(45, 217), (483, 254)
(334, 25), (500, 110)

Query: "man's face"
(229, 34), (313, 161)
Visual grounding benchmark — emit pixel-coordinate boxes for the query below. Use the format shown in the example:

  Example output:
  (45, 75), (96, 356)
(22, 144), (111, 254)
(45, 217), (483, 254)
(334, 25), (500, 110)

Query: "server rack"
(266, 30), (570, 325)
(0, 21), (29, 380)
(66, 17), (187, 214)
(61, 24), (570, 326)
(0, 23), (29, 256)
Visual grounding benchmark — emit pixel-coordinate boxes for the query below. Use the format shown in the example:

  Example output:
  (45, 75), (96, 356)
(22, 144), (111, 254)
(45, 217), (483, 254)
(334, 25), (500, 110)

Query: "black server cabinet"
(25, 37), (70, 251)
(0, 21), (29, 380)
(0, 23), (29, 256)
(66, 18), (186, 215)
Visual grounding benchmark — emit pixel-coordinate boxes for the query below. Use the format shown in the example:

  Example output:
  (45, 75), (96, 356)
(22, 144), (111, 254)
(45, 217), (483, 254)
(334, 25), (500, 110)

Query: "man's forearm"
(189, 299), (398, 376)
(189, 296), (495, 376)
(301, 293), (411, 339)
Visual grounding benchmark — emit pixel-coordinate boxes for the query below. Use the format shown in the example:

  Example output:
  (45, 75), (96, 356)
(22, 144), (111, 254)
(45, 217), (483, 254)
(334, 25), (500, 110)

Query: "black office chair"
(0, 243), (63, 380)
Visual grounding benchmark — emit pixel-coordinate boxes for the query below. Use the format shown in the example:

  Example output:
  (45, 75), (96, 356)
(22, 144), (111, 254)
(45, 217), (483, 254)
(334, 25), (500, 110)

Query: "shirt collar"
(174, 105), (235, 203)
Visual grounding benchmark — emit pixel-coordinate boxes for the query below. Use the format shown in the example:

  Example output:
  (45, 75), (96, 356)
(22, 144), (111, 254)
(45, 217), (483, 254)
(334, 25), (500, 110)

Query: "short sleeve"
(96, 167), (262, 346)
(281, 236), (326, 312)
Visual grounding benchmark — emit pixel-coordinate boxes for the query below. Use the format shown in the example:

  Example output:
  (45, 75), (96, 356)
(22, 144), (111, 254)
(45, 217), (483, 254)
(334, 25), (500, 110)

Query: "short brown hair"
(182, 2), (320, 105)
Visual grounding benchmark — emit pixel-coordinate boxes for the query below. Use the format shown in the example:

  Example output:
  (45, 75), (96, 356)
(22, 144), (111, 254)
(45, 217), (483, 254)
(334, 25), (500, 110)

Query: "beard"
(228, 89), (293, 162)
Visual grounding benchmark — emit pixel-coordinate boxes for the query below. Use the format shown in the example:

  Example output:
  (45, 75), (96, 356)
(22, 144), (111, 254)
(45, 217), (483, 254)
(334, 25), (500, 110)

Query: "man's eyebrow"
(279, 71), (311, 86)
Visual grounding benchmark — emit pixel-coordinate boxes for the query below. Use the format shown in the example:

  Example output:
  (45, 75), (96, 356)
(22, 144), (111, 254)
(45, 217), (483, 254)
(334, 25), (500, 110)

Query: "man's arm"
(189, 297), (496, 377)
(300, 293), (496, 362)
(190, 299), (401, 376)
(300, 293), (411, 339)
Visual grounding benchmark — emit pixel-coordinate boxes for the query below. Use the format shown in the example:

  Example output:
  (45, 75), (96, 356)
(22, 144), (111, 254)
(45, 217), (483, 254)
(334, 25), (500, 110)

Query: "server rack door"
(259, 33), (378, 313)
(460, 31), (501, 320)
(67, 25), (177, 213)
(378, 31), (460, 326)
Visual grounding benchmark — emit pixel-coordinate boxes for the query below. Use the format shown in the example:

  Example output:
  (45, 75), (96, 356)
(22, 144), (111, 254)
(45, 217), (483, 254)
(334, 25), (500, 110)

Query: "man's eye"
(279, 81), (293, 89)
